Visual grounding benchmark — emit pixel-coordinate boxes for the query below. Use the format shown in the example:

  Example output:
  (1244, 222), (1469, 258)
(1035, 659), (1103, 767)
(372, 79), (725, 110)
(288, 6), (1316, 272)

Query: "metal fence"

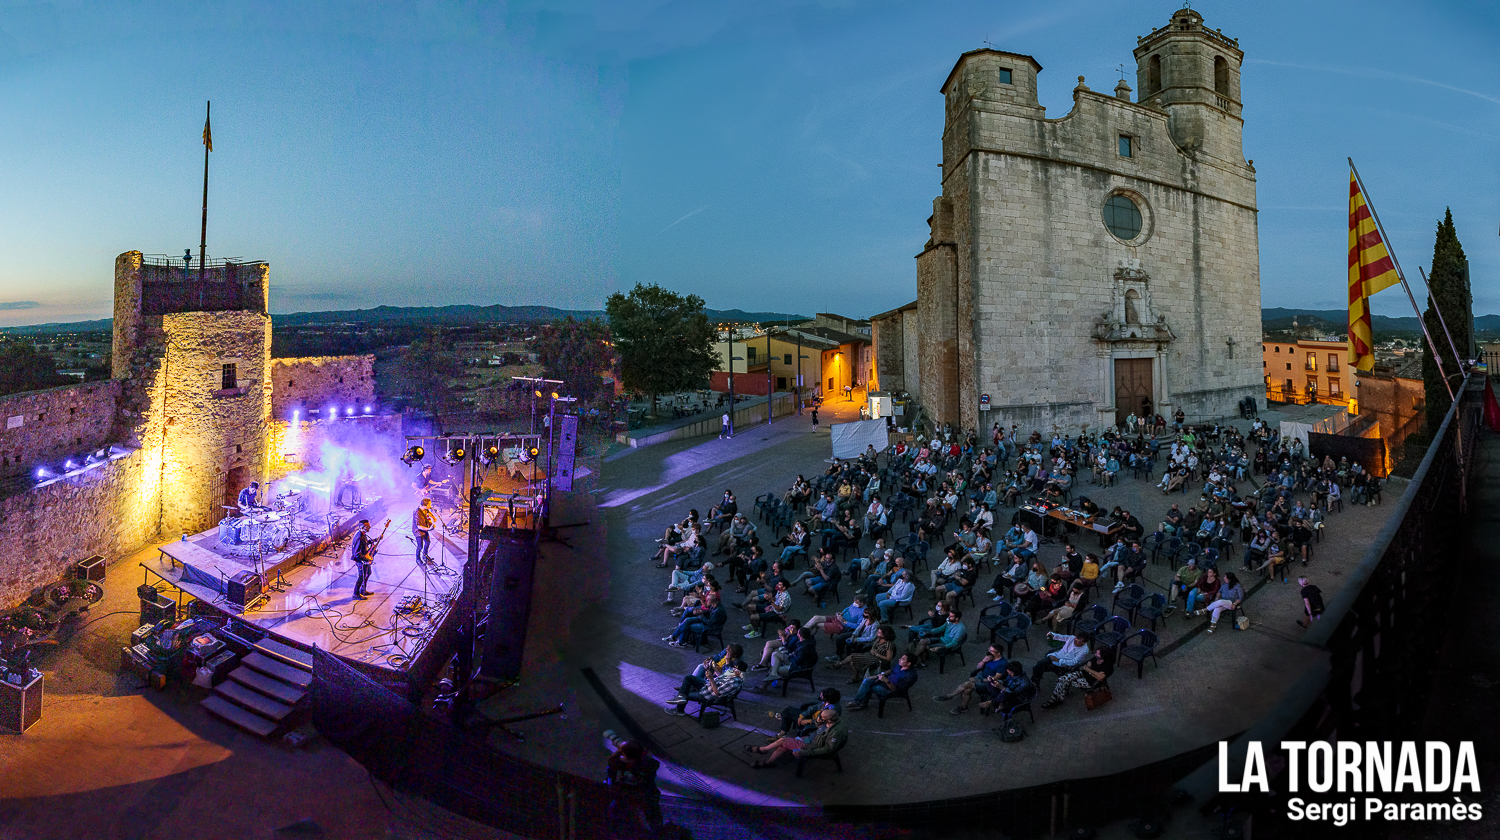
(1175, 375), (1481, 837)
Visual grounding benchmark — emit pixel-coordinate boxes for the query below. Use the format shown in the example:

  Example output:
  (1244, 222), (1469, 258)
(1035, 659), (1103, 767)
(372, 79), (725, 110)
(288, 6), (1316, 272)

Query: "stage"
(143, 497), (468, 675)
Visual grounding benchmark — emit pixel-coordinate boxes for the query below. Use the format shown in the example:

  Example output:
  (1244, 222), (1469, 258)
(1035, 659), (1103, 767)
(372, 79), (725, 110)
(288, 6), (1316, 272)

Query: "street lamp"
(727, 353), (744, 438)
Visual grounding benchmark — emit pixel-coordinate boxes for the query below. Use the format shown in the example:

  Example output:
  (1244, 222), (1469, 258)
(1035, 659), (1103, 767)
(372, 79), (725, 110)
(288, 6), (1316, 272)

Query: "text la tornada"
(1219, 741), (1483, 825)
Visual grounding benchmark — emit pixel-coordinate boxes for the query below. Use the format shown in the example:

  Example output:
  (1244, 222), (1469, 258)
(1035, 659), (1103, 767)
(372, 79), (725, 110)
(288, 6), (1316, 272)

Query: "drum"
(217, 517), (243, 546)
(275, 491), (303, 515)
(259, 522), (290, 552)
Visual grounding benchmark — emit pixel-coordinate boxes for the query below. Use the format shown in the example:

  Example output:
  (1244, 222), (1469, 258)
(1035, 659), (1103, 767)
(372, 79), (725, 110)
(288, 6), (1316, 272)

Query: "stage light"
(364, 406), (373, 415)
(34, 467), (46, 479)
(402, 445), (425, 465)
(326, 404), (337, 420)
(440, 441), (466, 466)
(479, 443), (499, 466)
(528, 446), (540, 459)
(345, 406), (354, 416)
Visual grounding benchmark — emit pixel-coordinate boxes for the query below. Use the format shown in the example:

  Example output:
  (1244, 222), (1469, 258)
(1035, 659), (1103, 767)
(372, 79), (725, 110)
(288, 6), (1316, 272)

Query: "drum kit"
(217, 506), (292, 556)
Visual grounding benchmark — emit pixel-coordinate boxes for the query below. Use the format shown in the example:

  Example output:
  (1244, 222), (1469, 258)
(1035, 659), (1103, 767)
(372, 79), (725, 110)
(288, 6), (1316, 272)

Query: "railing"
(140, 254), (260, 269)
(1304, 362), (1317, 372)
(1174, 375), (1480, 837)
(1265, 386), (1310, 405)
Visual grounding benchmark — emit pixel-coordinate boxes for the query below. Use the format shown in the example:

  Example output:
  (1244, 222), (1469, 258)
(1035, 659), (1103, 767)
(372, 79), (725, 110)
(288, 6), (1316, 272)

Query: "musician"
(237, 482), (263, 515)
(336, 459), (362, 509)
(413, 498), (437, 564)
(351, 519), (375, 599)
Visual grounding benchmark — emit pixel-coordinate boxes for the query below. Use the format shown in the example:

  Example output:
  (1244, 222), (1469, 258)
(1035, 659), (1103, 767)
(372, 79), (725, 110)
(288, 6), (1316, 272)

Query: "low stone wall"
(619, 393), (796, 448)
(0, 380), (123, 480)
(0, 448), (157, 609)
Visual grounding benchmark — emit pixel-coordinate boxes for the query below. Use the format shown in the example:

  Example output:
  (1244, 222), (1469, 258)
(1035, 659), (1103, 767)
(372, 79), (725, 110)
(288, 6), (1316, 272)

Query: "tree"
(0, 340), (70, 397)
(535, 316), (616, 408)
(605, 283), (717, 416)
(1420, 208), (1473, 431)
(391, 330), (463, 427)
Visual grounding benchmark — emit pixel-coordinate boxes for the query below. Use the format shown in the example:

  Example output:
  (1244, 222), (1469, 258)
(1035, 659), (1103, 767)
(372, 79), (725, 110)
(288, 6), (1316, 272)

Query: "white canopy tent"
(830, 418), (889, 460)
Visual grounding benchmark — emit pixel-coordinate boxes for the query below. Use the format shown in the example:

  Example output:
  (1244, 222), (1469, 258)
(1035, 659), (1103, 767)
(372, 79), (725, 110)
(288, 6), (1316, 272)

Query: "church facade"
(882, 8), (1262, 434)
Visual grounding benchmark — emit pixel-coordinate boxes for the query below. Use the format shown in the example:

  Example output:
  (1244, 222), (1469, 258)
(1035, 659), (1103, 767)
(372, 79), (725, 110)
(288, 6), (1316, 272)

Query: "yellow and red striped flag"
(1348, 168), (1399, 371)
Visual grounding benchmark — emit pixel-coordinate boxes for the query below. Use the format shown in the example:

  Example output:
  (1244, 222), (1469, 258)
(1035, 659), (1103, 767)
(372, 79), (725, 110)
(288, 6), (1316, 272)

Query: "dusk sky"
(0, 0), (1494, 327)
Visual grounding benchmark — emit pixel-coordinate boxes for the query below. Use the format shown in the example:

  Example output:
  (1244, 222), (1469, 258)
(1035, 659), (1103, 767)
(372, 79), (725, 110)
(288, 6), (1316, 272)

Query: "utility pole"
(766, 327), (773, 425)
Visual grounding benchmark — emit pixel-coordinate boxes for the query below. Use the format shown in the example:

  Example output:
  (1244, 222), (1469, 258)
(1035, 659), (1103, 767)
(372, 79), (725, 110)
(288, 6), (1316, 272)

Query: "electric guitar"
(358, 519), (392, 563)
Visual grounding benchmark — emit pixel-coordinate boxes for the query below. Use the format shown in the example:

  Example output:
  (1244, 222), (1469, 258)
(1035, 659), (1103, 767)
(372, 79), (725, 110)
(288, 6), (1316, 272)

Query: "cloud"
(0, 301), (40, 310)
(1249, 59), (1500, 108)
(658, 204), (709, 235)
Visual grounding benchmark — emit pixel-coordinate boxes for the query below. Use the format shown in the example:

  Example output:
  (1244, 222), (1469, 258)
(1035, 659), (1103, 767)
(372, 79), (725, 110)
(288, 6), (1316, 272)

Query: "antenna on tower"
(983, 36), (999, 49)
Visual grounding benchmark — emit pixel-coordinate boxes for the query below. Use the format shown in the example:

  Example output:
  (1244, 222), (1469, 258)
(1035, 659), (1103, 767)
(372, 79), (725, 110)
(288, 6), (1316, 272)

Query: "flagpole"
(200, 100), (210, 287)
(1418, 266), (1465, 379)
(1348, 157), (1455, 401)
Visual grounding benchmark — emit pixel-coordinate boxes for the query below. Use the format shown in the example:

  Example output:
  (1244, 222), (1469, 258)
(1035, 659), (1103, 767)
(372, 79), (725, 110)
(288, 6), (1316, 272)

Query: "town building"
(1262, 337), (1351, 405)
(710, 314), (870, 399)
(873, 8), (1262, 433)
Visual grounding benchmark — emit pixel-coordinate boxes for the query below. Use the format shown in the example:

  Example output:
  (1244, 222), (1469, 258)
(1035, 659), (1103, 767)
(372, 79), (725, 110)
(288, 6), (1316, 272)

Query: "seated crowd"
(647, 415), (1370, 767)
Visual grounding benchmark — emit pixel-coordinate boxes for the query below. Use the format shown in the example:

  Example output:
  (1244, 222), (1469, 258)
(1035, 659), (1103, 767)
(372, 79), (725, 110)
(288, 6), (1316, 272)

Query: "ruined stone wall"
(871, 310), (905, 393)
(0, 380), (123, 479)
(0, 449), (157, 609)
(270, 355), (376, 418)
(266, 413), (406, 481)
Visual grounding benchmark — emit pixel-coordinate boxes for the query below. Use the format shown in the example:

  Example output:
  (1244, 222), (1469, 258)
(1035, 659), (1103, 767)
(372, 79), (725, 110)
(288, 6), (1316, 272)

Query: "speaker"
(226, 571), (262, 609)
(477, 539), (537, 682)
(140, 592), (176, 626)
(74, 554), (106, 582)
(552, 415), (579, 493)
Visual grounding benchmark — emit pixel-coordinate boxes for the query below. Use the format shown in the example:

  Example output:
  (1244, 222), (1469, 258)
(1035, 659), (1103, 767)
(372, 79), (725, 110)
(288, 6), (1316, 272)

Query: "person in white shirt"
(1031, 631), (1093, 685)
(875, 573), (915, 622)
(929, 549), (963, 591)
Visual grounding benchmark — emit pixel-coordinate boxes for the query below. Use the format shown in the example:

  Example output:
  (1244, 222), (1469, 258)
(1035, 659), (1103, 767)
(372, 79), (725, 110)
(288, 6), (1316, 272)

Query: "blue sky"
(0, 0), (1493, 327)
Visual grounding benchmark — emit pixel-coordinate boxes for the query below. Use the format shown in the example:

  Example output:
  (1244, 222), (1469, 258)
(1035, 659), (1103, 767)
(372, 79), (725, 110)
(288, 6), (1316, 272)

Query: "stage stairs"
(200, 638), (312, 737)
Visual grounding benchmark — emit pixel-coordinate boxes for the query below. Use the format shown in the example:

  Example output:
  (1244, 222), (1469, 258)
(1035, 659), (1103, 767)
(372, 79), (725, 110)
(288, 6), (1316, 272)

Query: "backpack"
(700, 710), (721, 729)
(999, 720), (1026, 743)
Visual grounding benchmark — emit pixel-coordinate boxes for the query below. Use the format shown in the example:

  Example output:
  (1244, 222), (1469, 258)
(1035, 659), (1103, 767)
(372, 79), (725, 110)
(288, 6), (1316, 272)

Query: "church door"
(1113, 358), (1153, 428)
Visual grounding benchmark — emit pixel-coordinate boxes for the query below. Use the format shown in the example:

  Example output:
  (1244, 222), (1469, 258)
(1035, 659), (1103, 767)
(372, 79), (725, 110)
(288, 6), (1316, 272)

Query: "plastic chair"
(1134, 593), (1169, 631)
(976, 600), (1015, 641)
(934, 644), (967, 674)
(1067, 603), (1107, 637)
(1094, 616), (1132, 651)
(1111, 583), (1146, 622)
(993, 613), (1032, 657)
(778, 665), (817, 697)
(686, 687), (740, 722)
(876, 683), (914, 718)
(1147, 532), (1167, 565)
(1119, 629), (1160, 678)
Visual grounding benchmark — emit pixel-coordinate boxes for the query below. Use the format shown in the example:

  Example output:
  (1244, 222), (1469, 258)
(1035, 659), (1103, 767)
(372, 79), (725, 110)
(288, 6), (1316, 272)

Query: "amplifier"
(131, 624), (156, 646)
(140, 592), (176, 626)
(226, 571), (262, 609)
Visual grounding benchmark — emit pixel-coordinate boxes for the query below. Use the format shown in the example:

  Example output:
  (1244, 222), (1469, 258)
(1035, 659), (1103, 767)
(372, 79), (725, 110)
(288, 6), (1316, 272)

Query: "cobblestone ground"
(579, 403), (1405, 808)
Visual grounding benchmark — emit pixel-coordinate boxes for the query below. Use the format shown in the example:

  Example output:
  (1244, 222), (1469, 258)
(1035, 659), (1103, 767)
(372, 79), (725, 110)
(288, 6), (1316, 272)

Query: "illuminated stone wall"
(269, 355), (376, 419)
(266, 413), (405, 480)
(0, 380), (124, 479)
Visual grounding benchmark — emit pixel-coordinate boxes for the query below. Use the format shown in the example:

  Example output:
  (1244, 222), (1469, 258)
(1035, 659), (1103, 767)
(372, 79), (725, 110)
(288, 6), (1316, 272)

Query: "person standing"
(604, 737), (663, 835)
(351, 519), (376, 600)
(1297, 576), (1324, 628)
(413, 498), (436, 565)
(720, 412), (730, 439)
(811, 406), (820, 429)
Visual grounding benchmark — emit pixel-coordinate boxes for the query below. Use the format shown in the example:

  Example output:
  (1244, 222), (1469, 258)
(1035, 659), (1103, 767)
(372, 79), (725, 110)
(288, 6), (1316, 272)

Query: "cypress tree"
(1420, 208), (1472, 430)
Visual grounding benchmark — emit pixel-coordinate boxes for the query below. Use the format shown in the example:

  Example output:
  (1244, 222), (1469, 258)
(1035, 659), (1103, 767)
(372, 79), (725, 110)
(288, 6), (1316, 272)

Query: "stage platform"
(143, 499), (467, 675)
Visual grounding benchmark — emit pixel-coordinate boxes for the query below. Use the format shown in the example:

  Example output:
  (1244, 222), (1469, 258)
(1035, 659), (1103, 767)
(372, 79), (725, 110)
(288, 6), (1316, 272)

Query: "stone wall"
(0, 448), (158, 609)
(266, 413), (405, 480)
(270, 355), (377, 418)
(0, 380), (123, 479)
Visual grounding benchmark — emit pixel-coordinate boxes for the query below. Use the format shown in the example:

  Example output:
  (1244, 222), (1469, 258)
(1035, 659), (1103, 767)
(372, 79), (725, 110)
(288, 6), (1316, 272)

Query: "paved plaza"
(569, 399), (1405, 808)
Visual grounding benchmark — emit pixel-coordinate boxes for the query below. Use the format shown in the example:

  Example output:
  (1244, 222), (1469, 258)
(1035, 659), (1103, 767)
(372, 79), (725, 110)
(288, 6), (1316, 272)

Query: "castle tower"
(113, 251), (272, 536)
(909, 8), (1261, 433)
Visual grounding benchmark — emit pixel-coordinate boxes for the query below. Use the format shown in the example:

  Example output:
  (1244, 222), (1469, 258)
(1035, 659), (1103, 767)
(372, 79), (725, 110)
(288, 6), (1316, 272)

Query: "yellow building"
(1262, 337), (1350, 405)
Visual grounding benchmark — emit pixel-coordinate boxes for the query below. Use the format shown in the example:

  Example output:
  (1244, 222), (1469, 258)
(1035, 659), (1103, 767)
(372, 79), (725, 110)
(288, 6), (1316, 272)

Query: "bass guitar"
(358, 519), (392, 563)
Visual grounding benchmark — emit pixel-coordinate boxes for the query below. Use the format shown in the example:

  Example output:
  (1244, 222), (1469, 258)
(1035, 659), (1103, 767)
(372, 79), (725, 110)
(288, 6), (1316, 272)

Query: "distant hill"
(2, 306), (1487, 336)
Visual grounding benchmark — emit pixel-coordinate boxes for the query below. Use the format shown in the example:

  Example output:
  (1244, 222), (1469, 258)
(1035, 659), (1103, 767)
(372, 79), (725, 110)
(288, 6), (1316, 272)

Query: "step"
(201, 695), (277, 737)
(253, 637), (313, 671)
(215, 680), (295, 721)
(243, 652), (312, 690)
(228, 666), (305, 706)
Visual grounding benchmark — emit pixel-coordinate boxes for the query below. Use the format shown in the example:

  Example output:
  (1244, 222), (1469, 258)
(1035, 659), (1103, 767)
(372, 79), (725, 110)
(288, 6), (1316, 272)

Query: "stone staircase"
(200, 637), (311, 737)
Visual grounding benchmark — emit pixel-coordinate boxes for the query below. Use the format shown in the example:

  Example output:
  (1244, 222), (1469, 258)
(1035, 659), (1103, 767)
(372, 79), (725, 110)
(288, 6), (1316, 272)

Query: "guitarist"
(351, 519), (390, 600)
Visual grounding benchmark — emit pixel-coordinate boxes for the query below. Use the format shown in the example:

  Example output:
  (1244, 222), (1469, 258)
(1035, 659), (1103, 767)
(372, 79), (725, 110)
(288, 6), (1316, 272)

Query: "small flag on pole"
(1347, 168), (1399, 371)
(203, 113), (212, 152)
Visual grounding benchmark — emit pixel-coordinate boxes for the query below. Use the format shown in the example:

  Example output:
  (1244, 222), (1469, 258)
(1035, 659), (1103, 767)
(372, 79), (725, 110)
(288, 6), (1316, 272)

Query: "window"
(1214, 56), (1229, 96)
(1306, 352), (1317, 372)
(1286, 363), (1292, 371)
(1328, 353), (1339, 372)
(1118, 135), (1133, 157)
(1102, 195), (1142, 241)
(998, 67), (1012, 85)
(1147, 55), (1162, 93)
(1330, 379), (1341, 396)
(777, 377), (788, 390)
(1274, 346), (1280, 353)
(783, 353), (792, 365)
(222, 363), (237, 391)
(747, 346), (757, 363)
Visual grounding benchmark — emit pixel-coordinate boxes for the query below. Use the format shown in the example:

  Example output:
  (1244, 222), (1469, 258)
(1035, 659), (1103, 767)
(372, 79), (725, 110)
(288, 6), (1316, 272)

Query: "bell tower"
(1132, 8), (1246, 167)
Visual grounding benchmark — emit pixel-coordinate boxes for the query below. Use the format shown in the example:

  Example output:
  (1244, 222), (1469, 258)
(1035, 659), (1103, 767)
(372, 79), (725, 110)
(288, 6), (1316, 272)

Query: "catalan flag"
(1348, 168), (1399, 371)
(203, 112), (212, 152)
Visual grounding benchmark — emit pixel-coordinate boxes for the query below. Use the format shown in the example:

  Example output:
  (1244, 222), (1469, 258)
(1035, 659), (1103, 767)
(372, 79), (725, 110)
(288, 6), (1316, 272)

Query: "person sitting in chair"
(666, 658), (744, 716)
(1041, 644), (1115, 709)
(845, 653), (918, 711)
(744, 707), (847, 768)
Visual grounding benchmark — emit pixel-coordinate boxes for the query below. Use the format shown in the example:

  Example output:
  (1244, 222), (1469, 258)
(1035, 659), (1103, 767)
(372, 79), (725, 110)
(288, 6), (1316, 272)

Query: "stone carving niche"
(1093, 259), (1175, 344)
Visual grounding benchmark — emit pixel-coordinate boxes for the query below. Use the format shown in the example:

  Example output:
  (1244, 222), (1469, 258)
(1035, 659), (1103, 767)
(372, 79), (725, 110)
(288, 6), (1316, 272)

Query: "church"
(872, 8), (1263, 434)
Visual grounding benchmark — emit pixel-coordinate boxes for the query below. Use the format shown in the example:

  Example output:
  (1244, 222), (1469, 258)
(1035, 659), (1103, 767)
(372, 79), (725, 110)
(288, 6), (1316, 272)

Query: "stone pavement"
(572, 406), (1406, 808)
